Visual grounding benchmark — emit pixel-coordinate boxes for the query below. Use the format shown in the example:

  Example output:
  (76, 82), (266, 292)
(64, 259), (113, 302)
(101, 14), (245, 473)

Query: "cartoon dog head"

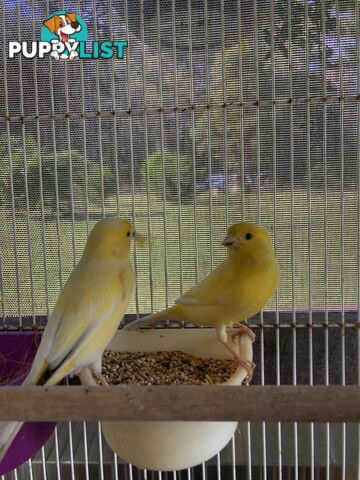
(43, 13), (81, 42)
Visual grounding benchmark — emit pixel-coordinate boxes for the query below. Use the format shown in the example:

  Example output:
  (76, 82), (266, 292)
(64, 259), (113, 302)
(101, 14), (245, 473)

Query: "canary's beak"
(222, 234), (239, 248)
(134, 231), (147, 248)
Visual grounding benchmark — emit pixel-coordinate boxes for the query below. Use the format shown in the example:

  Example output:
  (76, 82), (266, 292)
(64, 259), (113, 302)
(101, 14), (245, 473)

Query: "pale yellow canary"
(0, 217), (145, 459)
(125, 222), (279, 381)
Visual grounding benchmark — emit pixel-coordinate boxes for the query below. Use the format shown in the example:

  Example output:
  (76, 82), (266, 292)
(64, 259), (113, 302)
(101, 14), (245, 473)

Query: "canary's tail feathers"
(45, 362), (72, 386)
(0, 421), (23, 461)
(22, 355), (50, 386)
(123, 306), (179, 330)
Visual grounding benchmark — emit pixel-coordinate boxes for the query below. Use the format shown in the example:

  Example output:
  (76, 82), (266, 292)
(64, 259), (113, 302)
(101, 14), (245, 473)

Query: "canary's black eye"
(126, 231), (131, 237)
(245, 233), (252, 240)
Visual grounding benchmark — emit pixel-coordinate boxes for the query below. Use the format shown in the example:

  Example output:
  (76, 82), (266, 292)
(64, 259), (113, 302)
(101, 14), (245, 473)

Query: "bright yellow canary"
(125, 222), (279, 381)
(0, 217), (144, 459)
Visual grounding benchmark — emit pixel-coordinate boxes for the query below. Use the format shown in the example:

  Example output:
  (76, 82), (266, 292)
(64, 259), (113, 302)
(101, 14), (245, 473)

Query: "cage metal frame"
(0, 0), (360, 478)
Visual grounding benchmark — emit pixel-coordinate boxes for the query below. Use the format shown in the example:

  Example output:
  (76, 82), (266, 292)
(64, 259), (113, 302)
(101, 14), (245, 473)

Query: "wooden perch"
(0, 385), (358, 422)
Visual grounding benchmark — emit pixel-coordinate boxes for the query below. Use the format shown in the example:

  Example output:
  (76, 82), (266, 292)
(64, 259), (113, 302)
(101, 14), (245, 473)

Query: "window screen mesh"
(0, 1), (359, 323)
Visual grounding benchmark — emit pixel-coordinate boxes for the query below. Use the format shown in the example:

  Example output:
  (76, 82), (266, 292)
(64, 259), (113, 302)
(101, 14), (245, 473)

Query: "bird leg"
(216, 323), (255, 382)
(77, 368), (109, 386)
(92, 372), (110, 386)
(231, 324), (256, 343)
(220, 339), (256, 383)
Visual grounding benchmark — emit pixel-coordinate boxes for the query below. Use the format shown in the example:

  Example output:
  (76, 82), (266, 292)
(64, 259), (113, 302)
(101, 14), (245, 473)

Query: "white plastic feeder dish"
(81, 328), (253, 471)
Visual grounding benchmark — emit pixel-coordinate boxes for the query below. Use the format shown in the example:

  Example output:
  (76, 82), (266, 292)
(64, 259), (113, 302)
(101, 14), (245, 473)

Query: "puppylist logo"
(8, 11), (127, 60)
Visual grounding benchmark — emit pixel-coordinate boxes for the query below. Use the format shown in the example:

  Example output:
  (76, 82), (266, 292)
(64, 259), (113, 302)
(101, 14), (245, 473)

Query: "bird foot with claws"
(221, 338), (256, 383)
(231, 324), (256, 343)
(230, 357), (256, 383)
(93, 372), (110, 386)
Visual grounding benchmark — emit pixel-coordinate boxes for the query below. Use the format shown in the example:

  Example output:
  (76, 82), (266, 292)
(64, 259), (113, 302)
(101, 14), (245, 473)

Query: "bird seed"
(101, 351), (233, 385)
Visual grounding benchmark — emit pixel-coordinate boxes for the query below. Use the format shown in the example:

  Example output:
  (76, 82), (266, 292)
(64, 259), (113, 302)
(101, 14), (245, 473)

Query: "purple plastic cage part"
(0, 332), (57, 476)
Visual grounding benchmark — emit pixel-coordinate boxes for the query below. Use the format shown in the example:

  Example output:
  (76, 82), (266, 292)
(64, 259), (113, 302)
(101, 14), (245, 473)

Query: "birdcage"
(0, 0), (359, 479)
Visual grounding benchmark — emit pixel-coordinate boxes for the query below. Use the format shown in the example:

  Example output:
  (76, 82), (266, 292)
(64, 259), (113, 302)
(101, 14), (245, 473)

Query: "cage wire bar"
(0, 0), (360, 479)
(357, 0), (360, 477)
(321, 0), (331, 477)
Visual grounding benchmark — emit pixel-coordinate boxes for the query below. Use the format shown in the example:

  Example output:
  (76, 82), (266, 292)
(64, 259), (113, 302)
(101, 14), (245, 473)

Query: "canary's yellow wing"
(125, 261), (252, 329)
(46, 259), (133, 383)
(175, 261), (232, 306)
(177, 258), (278, 316)
(26, 258), (134, 386)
